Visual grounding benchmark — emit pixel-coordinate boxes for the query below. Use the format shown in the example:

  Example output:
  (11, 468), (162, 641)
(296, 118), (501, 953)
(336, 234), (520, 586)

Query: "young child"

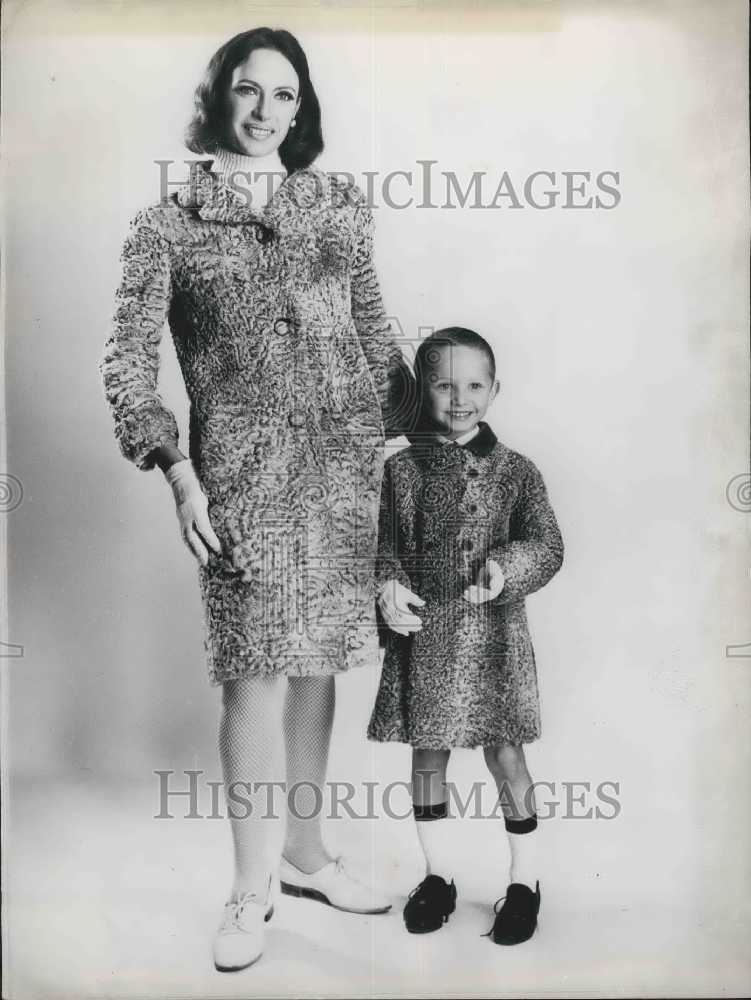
(368, 327), (563, 944)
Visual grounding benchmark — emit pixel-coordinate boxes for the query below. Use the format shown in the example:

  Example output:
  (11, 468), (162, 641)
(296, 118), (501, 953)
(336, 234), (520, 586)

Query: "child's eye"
(470, 382), (484, 390)
(434, 383), (451, 391)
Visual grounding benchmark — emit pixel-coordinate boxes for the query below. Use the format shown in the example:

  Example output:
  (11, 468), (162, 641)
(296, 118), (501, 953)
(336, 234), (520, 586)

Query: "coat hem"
(366, 729), (541, 750)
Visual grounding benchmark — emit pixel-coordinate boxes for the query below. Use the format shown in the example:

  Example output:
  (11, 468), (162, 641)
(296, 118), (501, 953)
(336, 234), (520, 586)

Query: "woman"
(99, 27), (416, 972)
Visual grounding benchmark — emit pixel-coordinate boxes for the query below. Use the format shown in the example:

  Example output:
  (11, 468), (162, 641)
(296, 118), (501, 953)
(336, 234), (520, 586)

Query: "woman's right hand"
(163, 458), (222, 566)
(377, 579), (425, 636)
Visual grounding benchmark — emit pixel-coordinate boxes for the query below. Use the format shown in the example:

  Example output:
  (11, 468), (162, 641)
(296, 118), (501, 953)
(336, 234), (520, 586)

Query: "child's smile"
(422, 344), (499, 439)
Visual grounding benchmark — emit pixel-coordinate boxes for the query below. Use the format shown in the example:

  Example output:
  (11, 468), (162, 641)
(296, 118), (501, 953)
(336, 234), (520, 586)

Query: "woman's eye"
(234, 85), (257, 96)
(276, 91), (294, 102)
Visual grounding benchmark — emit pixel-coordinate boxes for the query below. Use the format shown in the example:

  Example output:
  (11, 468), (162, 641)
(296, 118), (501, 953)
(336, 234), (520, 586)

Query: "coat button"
(255, 225), (272, 244)
(467, 468), (479, 478)
(461, 538), (474, 551)
(469, 503), (478, 514)
(288, 412), (306, 429)
(274, 318), (290, 335)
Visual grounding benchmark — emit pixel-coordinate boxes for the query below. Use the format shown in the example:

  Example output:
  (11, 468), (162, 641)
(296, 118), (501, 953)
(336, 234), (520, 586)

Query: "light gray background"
(2, 1), (749, 997)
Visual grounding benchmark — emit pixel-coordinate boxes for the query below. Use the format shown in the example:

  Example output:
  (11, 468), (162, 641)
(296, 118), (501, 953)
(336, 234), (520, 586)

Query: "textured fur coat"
(100, 162), (416, 683)
(367, 422), (564, 748)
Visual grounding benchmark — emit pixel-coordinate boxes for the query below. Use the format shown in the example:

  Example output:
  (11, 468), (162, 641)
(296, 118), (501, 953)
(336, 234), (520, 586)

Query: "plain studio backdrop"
(1, 1), (749, 997)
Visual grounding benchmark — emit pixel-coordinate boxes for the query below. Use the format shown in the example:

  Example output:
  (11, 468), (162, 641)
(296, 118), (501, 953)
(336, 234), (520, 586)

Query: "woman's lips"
(243, 123), (275, 139)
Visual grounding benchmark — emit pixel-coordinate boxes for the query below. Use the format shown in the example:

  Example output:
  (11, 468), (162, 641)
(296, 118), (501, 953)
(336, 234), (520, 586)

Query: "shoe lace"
(407, 875), (450, 902)
(480, 894), (506, 938)
(235, 892), (260, 920)
(222, 886), (267, 929)
(407, 877), (431, 901)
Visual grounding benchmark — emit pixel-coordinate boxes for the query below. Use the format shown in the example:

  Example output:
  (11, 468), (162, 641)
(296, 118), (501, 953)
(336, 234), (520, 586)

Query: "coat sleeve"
(350, 201), (418, 439)
(98, 210), (180, 471)
(374, 459), (413, 648)
(375, 460), (412, 591)
(487, 460), (564, 603)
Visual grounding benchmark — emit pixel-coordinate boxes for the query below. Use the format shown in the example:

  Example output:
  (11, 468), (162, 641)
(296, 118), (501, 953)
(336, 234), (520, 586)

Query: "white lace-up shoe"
(212, 880), (274, 972)
(279, 855), (391, 914)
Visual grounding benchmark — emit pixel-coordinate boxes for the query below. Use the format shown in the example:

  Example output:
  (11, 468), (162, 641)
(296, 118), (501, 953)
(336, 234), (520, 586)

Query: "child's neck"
(435, 423), (481, 445)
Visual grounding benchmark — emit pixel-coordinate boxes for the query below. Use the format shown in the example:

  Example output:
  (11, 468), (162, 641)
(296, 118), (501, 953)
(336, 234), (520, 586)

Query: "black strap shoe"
(403, 874), (457, 934)
(487, 882), (540, 945)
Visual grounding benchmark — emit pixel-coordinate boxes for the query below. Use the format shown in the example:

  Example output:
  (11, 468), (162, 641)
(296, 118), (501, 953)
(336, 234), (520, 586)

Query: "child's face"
(422, 345), (499, 439)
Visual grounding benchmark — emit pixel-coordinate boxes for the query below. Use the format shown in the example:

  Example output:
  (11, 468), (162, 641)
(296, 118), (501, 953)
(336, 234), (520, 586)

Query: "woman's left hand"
(462, 559), (505, 604)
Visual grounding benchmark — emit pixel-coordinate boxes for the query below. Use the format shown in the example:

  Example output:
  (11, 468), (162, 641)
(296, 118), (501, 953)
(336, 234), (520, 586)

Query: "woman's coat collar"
(173, 159), (336, 226)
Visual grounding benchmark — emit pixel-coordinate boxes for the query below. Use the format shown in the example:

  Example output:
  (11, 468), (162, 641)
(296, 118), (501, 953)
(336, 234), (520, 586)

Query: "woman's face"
(227, 48), (300, 157)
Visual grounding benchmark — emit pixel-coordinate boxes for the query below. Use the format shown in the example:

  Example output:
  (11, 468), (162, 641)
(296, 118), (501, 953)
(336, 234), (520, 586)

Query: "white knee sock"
(219, 676), (286, 901)
(414, 803), (455, 881)
(505, 814), (538, 889)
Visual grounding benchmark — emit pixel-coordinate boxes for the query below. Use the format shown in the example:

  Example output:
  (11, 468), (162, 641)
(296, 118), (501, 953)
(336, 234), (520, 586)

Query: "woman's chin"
(235, 135), (282, 158)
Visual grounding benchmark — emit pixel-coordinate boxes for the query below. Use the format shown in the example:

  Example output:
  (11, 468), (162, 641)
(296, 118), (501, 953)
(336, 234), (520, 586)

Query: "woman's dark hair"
(185, 27), (323, 173)
(413, 327), (497, 430)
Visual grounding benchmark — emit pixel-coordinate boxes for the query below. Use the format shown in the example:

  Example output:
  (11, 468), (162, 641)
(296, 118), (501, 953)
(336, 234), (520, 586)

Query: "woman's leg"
(281, 674), (335, 874)
(411, 748), (453, 877)
(219, 676), (287, 900)
(483, 744), (538, 888)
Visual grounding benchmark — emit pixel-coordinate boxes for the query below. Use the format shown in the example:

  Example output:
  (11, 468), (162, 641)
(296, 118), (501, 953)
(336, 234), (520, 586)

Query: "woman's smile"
(243, 121), (275, 140)
(228, 48), (300, 157)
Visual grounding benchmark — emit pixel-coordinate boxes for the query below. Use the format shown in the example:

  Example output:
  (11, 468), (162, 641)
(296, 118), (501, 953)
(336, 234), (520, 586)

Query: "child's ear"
(491, 380), (501, 401)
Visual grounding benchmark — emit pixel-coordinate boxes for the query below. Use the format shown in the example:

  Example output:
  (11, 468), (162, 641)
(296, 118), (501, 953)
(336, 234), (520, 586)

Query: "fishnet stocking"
(282, 675), (336, 874)
(219, 676), (286, 900)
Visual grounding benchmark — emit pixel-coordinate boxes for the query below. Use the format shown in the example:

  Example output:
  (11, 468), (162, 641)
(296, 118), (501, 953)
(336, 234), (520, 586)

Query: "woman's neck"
(211, 147), (287, 209)
(212, 147), (286, 180)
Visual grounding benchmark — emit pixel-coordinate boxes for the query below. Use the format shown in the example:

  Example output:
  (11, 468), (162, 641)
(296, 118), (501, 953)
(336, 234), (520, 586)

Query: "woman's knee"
(222, 675), (282, 710)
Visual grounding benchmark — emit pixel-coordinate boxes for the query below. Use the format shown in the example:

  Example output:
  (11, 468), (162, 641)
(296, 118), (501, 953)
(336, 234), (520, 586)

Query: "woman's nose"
(253, 94), (269, 119)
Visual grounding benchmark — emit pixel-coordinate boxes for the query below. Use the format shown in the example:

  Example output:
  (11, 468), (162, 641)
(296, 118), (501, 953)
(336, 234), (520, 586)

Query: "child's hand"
(462, 559), (505, 604)
(377, 579), (425, 636)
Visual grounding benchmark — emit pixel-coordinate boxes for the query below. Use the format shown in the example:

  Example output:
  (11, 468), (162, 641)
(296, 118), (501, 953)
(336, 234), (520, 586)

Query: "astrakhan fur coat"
(100, 162), (416, 683)
(367, 423), (563, 749)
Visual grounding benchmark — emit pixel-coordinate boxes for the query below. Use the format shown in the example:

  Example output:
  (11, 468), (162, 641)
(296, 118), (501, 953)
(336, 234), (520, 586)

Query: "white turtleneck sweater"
(211, 147), (287, 210)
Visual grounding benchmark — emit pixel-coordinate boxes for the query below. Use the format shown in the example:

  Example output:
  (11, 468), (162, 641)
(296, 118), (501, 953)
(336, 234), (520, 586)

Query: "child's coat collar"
(411, 421), (498, 459)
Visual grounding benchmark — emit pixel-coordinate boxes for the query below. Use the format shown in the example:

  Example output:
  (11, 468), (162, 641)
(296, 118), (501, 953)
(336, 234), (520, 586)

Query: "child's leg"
(483, 744), (538, 889)
(219, 676), (287, 901)
(412, 747), (453, 878)
(282, 675), (335, 874)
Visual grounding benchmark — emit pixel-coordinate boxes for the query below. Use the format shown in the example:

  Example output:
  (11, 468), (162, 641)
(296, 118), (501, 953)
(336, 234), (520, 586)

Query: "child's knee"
(412, 748), (450, 796)
(483, 743), (527, 780)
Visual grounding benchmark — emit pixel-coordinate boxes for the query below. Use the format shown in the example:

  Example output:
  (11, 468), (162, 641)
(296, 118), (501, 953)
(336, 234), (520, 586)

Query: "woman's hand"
(377, 579), (425, 636)
(462, 559), (505, 604)
(163, 458), (222, 566)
